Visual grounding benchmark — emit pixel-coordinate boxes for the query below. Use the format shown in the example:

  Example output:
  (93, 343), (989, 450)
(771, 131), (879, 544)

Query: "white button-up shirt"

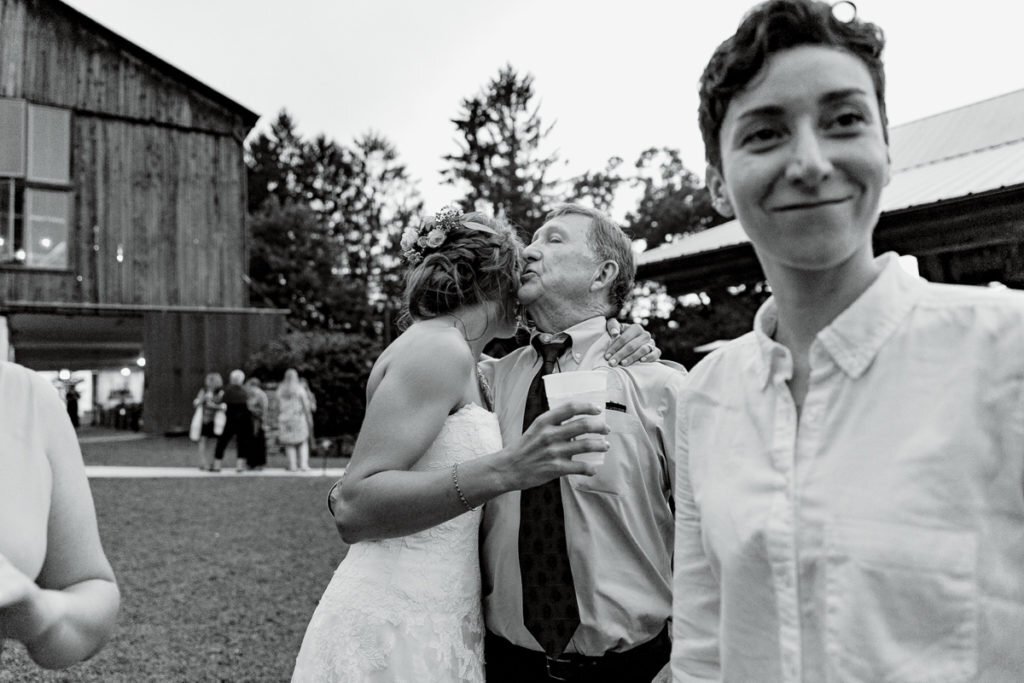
(672, 253), (1024, 682)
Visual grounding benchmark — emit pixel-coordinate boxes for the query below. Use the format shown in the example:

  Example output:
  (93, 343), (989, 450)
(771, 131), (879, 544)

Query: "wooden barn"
(0, 0), (288, 433)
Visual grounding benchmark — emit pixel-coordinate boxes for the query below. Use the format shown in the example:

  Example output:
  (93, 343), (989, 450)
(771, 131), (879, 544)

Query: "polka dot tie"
(519, 334), (579, 657)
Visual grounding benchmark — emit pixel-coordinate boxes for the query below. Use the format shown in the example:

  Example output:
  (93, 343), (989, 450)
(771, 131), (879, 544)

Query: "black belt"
(485, 626), (670, 682)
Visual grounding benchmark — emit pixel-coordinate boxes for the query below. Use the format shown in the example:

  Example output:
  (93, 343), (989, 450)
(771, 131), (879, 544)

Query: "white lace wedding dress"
(291, 403), (500, 682)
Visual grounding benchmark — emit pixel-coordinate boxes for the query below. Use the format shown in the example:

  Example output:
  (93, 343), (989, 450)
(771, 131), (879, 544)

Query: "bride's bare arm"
(333, 332), (607, 544)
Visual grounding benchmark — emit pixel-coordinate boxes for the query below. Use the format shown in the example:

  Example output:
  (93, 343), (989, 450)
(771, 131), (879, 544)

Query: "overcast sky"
(62, 0), (1024, 217)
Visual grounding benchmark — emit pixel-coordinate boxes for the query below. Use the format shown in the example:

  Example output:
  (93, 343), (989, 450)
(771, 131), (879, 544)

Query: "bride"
(290, 207), (636, 682)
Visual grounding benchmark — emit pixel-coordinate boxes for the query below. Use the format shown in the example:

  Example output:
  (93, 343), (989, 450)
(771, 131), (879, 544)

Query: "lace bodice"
(292, 404), (501, 682)
(342, 403), (497, 605)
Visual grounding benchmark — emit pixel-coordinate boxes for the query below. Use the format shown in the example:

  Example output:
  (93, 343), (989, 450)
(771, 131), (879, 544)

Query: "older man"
(481, 204), (685, 683)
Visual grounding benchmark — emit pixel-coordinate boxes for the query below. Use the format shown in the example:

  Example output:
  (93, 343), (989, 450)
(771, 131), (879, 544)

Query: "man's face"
(517, 213), (600, 309)
(708, 45), (891, 272)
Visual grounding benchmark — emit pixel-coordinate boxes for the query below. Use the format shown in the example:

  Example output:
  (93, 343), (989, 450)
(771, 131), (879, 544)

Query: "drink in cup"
(543, 370), (608, 466)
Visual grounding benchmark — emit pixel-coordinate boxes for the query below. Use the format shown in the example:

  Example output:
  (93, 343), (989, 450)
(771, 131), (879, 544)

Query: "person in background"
(299, 375), (317, 459)
(193, 373), (225, 471)
(65, 384), (80, 429)
(671, 2), (1024, 681)
(244, 378), (269, 471)
(0, 361), (120, 669)
(276, 369), (313, 472)
(211, 369), (250, 473)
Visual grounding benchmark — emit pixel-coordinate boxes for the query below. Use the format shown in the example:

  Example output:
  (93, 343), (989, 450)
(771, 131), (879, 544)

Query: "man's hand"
(604, 318), (661, 366)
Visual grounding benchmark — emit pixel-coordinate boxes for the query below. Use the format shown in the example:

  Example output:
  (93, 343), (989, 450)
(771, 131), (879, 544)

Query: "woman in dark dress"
(243, 377), (269, 470)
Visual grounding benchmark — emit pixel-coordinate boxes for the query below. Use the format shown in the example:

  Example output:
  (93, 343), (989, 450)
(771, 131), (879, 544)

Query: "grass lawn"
(0, 435), (348, 682)
(74, 428), (344, 471)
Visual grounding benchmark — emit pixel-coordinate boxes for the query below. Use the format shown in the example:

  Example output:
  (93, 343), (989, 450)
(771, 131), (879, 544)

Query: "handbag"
(213, 409), (227, 436)
(188, 406), (203, 442)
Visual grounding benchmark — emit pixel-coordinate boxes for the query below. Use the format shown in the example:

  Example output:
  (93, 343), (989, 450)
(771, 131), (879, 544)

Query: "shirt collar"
(529, 316), (607, 361)
(752, 252), (926, 388)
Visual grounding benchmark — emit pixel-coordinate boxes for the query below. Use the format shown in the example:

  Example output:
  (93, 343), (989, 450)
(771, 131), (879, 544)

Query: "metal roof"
(640, 88), (1024, 267)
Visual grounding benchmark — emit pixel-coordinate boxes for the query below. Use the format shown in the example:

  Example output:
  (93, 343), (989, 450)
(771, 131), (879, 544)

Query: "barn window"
(0, 98), (72, 269)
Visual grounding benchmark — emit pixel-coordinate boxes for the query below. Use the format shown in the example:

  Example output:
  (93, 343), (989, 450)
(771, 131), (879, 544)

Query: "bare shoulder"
(382, 325), (473, 370)
(0, 361), (64, 422)
(373, 324), (475, 401)
(0, 362), (86, 471)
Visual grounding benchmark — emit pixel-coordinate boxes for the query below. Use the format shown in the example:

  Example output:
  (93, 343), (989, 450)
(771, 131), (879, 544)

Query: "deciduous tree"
(245, 112), (421, 338)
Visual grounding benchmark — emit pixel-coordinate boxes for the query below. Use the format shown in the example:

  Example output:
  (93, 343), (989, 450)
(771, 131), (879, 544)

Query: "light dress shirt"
(671, 253), (1024, 682)
(480, 316), (688, 655)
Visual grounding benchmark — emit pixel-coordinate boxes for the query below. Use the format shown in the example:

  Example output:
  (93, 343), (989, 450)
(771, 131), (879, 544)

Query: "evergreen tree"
(442, 65), (558, 237)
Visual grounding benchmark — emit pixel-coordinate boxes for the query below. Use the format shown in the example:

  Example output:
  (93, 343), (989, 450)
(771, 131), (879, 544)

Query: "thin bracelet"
(451, 463), (477, 512)
(326, 478), (342, 516)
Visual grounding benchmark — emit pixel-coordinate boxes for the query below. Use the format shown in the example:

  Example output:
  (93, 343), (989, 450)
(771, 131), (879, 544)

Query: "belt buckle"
(545, 654), (575, 681)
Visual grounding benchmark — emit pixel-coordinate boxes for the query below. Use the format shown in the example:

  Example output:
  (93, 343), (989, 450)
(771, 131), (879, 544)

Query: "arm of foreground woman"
(331, 329), (608, 544)
(0, 390), (119, 670)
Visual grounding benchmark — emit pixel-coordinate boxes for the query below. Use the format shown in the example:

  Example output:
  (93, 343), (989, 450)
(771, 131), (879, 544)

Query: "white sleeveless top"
(0, 362), (56, 582)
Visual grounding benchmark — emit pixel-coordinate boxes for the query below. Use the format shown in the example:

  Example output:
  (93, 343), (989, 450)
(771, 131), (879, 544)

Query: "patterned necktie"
(519, 334), (579, 656)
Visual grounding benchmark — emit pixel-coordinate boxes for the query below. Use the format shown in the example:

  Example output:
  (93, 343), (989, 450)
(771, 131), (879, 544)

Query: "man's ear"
(591, 260), (619, 293)
(706, 165), (735, 218)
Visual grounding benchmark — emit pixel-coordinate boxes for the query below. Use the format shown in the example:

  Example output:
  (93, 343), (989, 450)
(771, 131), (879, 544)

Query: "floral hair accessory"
(400, 205), (498, 264)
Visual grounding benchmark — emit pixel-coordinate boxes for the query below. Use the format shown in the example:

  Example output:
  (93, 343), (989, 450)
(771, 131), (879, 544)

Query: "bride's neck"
(423, 305), (495, 359)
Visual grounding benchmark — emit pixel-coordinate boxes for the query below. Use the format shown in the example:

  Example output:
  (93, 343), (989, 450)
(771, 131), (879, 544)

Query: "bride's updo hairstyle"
(401, 207), (523, 327)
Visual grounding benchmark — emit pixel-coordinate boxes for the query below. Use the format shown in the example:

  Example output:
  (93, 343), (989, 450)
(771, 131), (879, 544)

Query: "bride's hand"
(497, 401), (609, 490)
(604, 319), (660, 367)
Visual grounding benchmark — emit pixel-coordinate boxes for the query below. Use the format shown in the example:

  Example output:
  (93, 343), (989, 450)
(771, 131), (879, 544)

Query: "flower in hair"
(425, 228), (447, 248)
(401, 205), (498, 264)
(400, 227), (419, 251)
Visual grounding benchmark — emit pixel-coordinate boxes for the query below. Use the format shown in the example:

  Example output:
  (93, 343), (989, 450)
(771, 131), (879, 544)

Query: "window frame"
(0, 98), (74, 272)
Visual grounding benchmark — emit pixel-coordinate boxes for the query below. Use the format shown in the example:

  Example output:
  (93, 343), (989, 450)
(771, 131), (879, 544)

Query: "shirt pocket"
(824, 519), (978, 683)
(568, 410), (642, 496)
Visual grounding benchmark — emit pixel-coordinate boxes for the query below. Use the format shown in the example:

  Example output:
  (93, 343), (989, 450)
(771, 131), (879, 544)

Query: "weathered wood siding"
(142, 310), (287, 434)
(0, 269), (77, 302)
(0, 0), (254, 308)
(0, 0), (251, 137)
(0, 114), (248, 307)
(73, 116), (247, 307)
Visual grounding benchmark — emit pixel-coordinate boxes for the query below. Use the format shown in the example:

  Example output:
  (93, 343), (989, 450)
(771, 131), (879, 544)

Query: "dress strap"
(476, 366), (494, 412)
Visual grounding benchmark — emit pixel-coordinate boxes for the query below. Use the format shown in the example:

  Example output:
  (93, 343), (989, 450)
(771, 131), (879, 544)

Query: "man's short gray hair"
(544, 203), (636, 315)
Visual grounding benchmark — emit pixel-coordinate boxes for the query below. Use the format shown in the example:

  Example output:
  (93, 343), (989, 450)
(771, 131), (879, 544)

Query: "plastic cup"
(543, 370), (608, 466)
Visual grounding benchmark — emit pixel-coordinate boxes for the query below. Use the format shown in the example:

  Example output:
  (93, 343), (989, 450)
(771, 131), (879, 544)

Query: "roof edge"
(53, 0), (260, 130)
(1, 301), (290, 316)
(890, 86), (1024, 132)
